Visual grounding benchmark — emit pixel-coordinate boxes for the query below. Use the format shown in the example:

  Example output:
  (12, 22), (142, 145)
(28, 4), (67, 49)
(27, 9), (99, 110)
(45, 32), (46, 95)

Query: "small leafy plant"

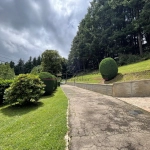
(4, 74), (45, 105)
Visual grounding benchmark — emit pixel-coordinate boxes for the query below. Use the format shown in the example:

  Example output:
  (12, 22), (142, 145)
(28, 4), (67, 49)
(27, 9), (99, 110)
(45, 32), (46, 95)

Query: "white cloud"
(0, 0), (91, 62)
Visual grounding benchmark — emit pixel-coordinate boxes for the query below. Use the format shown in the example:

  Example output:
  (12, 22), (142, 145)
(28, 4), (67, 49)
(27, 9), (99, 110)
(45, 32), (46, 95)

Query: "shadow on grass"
(41, 90), (57, 99)
(0, 101), (43, 117)
(104, 73), (123, 84)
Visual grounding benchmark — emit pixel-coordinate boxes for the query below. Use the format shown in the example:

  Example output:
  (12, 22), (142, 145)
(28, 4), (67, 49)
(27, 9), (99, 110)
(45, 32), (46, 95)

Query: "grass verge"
(0, 87), (68, 150)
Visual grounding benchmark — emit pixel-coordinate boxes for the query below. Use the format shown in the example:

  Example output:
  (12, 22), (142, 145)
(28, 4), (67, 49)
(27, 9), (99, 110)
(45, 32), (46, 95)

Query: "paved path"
(61, 85), (150, 150)
(118, 97), (150, 113)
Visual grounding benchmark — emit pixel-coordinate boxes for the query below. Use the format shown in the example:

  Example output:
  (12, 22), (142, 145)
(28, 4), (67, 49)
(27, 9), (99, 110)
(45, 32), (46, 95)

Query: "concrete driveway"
(61, 85), (150, 150)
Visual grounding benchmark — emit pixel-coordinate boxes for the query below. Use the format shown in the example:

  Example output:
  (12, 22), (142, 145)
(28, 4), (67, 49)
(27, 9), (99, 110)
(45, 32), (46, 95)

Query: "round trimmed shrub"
(38, 72), (55, 95)
(99, 57), (118, 81)
(4, 74), (45, 105)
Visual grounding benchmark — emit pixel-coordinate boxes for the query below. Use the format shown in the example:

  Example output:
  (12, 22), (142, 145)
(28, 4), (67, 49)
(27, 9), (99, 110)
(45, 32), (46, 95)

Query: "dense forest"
(67, 0), (150, 74)
(9, 56), (42, 75)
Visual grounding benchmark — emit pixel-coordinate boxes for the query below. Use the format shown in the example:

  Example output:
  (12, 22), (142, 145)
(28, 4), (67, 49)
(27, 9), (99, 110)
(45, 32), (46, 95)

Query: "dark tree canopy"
(67, 0), (150, 74)
(41, 50), (62, 75)
(9, 56), (42, 75)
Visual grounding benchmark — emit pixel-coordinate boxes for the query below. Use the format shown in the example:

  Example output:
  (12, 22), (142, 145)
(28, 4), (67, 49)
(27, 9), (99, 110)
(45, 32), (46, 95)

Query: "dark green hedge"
(38, 72), (55, 95)
(0, 80), (13, 105)
(52, 75), (58, 90)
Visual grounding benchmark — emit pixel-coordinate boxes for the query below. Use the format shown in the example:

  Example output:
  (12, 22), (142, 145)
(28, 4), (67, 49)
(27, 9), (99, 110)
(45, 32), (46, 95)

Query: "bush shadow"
(42, 89), (57, 98)
(1, 101), (43, 117)
(104, 73), (123, 84)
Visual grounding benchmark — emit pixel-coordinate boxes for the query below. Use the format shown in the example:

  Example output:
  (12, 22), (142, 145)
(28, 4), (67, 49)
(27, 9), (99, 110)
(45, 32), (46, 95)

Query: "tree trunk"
(136, 7), (143, 55)
(138, 32), (143, 55)
(146, 33), (150, 46)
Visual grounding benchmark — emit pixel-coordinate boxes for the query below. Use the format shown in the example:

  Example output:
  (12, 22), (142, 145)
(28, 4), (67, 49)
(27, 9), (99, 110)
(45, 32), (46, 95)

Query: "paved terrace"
(61, 85), (150, 150)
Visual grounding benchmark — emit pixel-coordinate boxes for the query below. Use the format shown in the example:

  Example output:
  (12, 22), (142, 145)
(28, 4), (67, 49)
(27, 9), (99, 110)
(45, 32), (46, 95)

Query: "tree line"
(67, 0), (150, 74)
(0, 50), (68, 79)
(9, 56), (42, 75)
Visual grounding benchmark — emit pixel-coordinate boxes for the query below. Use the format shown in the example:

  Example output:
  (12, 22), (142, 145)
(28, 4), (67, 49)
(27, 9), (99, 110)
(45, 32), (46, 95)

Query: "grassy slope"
(0, 88), (68, 150)
(67, 59), (150, 84)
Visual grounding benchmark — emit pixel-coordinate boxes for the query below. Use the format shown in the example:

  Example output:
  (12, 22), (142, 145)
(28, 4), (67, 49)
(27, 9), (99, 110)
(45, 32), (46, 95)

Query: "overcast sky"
(0, 0), (91, 63)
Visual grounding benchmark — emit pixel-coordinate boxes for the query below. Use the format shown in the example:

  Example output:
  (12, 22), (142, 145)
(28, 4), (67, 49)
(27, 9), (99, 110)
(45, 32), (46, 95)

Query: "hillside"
(67, 59), (150, 84)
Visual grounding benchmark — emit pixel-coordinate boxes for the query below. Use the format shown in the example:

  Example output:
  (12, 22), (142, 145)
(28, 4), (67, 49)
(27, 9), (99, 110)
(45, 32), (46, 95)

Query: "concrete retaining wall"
(113, 80), (150, 97)
(66, 82), (113, 96)
(66, 79), (150, 97)
(75, 83), (113, 96)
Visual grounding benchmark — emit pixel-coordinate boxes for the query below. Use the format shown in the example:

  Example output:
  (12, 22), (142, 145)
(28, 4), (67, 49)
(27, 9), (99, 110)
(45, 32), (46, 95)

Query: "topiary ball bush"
(38, 72), (55, 95)
(4, 74), (45, 105)
(99, 57), (118, 81)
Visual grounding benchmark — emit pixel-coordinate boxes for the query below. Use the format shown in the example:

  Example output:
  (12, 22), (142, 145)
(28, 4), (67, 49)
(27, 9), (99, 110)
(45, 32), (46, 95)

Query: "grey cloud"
(0, 0), (91, 63)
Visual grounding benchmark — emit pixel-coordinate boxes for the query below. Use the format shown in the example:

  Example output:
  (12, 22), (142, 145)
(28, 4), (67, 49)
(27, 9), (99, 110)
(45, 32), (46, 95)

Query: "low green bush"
(118, 54), (141, 66)
(99, 57), (118, 81)
(0, 80), (13, 105)
(38, 72), (55, 95)
(117, 52), (150, 66)
(4, 74), (45, 105)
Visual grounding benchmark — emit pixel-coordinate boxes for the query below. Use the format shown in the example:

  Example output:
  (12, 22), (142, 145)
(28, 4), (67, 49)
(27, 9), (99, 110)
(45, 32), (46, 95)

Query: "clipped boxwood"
(52, 75), (58, 90)
(99, 57), (118, 81)
(0, 79), (13, 105)
(38, 72), (55, 95)
(4, 74), (45, 105)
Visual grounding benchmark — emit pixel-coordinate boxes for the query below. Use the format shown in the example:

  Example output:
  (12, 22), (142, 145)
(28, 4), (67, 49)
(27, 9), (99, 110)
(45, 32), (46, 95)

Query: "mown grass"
(67, 59), (150, 84)
(0, 87), (68, 150)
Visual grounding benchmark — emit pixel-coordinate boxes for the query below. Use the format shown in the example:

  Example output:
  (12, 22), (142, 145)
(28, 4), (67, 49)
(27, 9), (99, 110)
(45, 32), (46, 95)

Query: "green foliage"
(117, 52), (150, 66)
(14, 59), (25, 75)
(118, 54), (141, 66)
(0, 88), (68, 150)
(12, 55), (41, 75)
(24, 56), (33, 73)
(31, 65), (43, 75)
(0, 63), (15, 79)
(67, 0), (150, 73)
(41, 50), (62, 74)
(4, 74), (45, 105)
(38, 72), (55, 95)
(61, 57), (68, 78)
(99, 58), (118, 81)
(52, 75), (58, 90)
(57, 82), (60, 87)
(0, 80), (14, 105)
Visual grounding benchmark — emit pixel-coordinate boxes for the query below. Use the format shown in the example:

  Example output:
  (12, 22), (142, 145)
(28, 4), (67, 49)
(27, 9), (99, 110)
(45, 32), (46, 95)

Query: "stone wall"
(66, 79), (150, 97)
(113, 80), (150, 97)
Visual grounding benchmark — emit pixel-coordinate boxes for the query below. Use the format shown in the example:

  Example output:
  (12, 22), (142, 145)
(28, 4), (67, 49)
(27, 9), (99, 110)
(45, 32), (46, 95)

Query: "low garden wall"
(66, 79), (150, 97)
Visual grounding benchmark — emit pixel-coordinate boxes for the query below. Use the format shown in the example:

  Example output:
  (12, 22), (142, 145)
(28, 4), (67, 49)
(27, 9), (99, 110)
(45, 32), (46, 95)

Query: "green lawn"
(67, 59), (150, 84)
(0, 87), (68, 150)
(118, 59), (150, 74)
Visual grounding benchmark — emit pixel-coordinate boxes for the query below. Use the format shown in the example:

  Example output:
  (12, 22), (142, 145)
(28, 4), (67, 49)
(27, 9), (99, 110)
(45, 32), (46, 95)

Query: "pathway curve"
(61, 85), (150, 150)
